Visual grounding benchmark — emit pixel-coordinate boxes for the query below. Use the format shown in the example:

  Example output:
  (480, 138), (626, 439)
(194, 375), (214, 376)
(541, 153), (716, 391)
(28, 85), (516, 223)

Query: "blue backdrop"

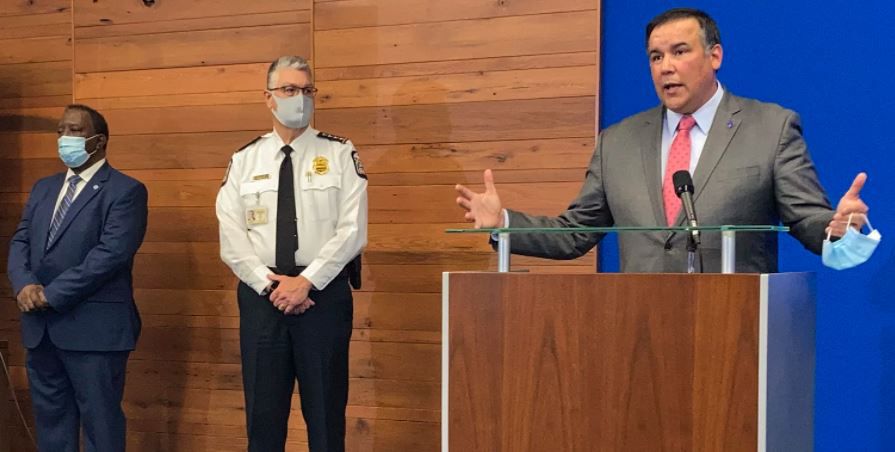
(598, 1), (895, 450)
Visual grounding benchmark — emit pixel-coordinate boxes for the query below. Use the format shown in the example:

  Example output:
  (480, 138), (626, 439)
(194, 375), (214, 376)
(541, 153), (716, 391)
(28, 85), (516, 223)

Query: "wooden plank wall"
(0, 0), (601, 450)
(314, 1), (599, 450)
(0, 1), (72, 450)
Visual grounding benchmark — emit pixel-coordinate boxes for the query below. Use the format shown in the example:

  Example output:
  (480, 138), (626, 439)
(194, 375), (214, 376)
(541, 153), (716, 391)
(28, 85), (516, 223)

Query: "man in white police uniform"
(216, 55), (368, 452)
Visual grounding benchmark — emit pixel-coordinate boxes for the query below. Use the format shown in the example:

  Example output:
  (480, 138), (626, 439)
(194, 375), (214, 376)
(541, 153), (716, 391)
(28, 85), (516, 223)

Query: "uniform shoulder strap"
(317, 131), (348, 144)
(236, 135), (263, 153)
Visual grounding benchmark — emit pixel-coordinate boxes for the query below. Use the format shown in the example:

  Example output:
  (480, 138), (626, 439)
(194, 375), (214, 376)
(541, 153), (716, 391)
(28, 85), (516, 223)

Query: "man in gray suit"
(455, 8), (869, 273)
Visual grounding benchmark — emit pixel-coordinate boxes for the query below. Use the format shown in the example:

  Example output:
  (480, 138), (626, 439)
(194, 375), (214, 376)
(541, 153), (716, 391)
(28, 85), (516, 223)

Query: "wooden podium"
(442, 272), (815, 452)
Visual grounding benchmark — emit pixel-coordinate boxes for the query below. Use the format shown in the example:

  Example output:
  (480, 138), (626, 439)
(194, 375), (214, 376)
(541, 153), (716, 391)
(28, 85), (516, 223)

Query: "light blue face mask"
(272, 94), (314, 129)
(58, 135), (99, 168)
(822, 214), (881, 270)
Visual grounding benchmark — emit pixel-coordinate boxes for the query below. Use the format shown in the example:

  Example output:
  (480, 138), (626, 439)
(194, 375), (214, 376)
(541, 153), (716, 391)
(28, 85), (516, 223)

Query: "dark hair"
(65, 104), (109, 139)
(645, 8), (721, 50)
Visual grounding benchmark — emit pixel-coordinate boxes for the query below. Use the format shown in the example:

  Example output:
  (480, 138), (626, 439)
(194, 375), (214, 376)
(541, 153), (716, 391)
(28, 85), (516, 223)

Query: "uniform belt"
(268, 266), (349, 280)
(269, 266), (306, 277)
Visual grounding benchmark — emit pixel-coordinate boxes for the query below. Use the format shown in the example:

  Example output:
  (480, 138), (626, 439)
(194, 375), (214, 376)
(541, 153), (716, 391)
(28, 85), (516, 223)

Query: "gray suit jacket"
(507, 92), (834, 273)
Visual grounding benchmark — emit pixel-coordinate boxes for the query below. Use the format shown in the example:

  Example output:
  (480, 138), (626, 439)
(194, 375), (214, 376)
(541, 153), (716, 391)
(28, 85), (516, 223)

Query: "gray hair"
(266, 56), (313, 88)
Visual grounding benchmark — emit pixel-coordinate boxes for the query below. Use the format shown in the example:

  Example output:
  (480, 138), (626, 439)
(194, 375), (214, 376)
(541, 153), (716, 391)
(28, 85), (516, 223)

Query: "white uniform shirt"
(216, 127), (368, 294)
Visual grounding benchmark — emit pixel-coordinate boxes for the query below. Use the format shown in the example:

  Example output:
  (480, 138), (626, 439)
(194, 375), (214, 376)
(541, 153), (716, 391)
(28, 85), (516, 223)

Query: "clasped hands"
(16, 284), (49, 313)
(267, 274), (315, 315)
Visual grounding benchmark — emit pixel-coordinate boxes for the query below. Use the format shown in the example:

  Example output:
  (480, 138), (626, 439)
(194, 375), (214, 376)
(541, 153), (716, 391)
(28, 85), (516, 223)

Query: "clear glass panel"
(445, 225), (789, 234)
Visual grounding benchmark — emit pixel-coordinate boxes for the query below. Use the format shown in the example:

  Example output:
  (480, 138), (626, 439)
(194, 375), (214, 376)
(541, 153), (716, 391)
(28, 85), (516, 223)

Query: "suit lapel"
(692, 92), (743, 202)
(35, 173), (64, 255)
(662, 92), (744, 245)
(666, 92), (744, 229)
(46, 163), (110, 251)
(639, 106), (666, 227)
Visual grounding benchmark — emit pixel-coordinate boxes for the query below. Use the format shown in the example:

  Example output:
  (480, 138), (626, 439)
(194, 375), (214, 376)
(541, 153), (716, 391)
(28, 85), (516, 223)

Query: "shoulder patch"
(236, 135), (263, 153)
(351, 150), (367, 180)
(221, 158), (233, 186)
(317, 131), (348, 144)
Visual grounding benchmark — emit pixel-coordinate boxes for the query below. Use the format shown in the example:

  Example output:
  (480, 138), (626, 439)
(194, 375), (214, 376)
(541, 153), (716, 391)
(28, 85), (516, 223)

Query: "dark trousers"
(238, 276), (353, 452)
(26, 334), (130, 452)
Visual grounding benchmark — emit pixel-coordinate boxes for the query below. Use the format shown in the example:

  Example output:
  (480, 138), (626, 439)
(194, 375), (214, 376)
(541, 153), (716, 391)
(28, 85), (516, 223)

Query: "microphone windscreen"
(672, 170), (694, 196)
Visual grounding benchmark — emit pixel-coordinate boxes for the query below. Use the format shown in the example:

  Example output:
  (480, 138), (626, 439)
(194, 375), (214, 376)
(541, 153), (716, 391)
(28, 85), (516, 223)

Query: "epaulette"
(317, 131), (348, 144)
(222, 136), (261, 186)
(236, 136), (263, 153)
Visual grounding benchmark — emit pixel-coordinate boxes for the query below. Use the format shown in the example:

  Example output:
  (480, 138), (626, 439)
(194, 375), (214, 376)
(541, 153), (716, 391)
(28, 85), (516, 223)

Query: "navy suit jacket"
(7, 162), (148, 351)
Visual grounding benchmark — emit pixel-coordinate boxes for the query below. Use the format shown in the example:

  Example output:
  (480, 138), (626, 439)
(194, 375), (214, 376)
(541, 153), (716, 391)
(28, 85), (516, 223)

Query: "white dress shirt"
(51, 158), (107, 221)
(660, 82), (725, 177)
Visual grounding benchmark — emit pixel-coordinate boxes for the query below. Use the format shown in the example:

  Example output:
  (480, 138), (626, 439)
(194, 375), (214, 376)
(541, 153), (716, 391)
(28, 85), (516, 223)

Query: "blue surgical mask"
(58, 135), (99, 168)
(272, 94), (313, 129)
(822, 214), (881, 270)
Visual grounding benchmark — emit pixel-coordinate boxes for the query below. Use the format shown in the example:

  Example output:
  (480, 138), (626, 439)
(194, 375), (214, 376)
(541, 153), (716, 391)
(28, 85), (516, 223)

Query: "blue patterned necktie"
(47, 174), (81, 246)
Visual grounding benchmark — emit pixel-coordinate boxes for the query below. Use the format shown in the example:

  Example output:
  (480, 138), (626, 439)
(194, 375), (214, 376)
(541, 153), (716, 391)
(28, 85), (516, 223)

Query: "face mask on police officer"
(822, 213), (881, 270)
(271, 93), (314, 129)
(57, 134), (100, 168)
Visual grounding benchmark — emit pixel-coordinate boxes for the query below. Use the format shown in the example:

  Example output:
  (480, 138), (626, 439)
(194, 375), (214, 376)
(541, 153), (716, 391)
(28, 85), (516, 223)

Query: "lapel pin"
(726, 119), (733, 129)
(93, 184), (99, 190)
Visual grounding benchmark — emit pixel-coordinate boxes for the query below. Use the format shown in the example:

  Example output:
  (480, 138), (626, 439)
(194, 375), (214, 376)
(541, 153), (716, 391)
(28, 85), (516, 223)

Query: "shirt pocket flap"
(303, 174), (341, 191)
(239, 179), (278, 196)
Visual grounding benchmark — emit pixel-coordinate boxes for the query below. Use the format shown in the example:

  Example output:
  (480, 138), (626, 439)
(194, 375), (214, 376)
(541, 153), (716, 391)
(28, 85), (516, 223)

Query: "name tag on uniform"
(252, 174), (271, 181)
(245, 206), (269, 225)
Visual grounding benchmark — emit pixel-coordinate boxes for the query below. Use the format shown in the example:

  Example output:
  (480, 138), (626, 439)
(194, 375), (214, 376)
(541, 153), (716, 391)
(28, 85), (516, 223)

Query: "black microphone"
(672, 170), (700, 245)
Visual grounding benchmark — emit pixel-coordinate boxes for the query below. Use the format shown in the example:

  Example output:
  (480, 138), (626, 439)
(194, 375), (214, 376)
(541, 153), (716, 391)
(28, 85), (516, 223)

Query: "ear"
(94, 134), (108, 153)
(710, 43), (723, 71)
(264, 90), (276, 111)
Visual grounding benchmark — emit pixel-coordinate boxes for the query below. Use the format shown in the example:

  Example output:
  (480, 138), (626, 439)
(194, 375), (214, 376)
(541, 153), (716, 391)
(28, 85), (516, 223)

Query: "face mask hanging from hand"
(822, 213), (881, 270)
(272, 94), (314, 129)
(57, 135), (99, 168)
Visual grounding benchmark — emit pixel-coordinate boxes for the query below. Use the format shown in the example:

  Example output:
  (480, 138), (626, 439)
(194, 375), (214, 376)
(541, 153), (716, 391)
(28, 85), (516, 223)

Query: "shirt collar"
(272, 126), (318, 153)
(66, 158), (106, 184)
(665, 82), (725, 134)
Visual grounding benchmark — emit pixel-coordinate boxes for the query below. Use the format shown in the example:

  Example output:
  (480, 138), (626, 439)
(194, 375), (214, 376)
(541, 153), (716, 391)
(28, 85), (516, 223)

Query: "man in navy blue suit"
(6, 104), (148, 452)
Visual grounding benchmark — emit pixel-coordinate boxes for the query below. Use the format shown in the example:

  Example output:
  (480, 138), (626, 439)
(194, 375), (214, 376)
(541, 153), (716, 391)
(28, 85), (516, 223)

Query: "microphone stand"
(685, 228), (700, 274)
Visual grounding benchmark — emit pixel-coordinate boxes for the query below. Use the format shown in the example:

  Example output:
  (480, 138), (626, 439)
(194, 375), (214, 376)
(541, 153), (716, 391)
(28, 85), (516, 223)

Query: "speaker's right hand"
(455, 169), (504, 229)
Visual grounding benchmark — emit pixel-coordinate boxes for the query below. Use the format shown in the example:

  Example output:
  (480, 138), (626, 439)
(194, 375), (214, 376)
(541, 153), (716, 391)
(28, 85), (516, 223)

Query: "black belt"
(268, 266), (350, 280)
(269, 266), (306, 277)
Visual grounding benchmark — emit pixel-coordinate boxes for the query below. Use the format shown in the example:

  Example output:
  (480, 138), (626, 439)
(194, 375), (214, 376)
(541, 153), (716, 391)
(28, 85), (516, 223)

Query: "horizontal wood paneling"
(0, 106), (65, 133)
(0, 1), (69, 17)
(0, 133), (58, 159)
(0, 35), (70, 65)
(0, 61), (72, 98)
(315, 0), (594, 30)
(0, 11), (69, 39)
(315, 51), (597, 81)
(75, 23), (310, 73)
(317, 97), (595, 145)
(100, 103), (270, 135)
(75, 63), (269, 99)
(74, 11), (311, 39)
(315, 11), (597, 67)
(359, 138), (595, 173)
(316, 65), (596, 109)
(72, 0), (310, 27)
